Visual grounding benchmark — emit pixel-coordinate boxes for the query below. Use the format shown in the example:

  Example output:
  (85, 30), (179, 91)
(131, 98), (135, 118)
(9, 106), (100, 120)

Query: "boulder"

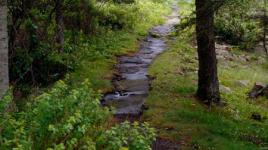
(235, 80), (249, 87)
(263, 87), (268, 98)
(251, 112), (262, 121)
(248, 83), (266, 99)
(220, 85), (232, 94)
(141, 104), (149, 111)
(150, 32), (162, 38)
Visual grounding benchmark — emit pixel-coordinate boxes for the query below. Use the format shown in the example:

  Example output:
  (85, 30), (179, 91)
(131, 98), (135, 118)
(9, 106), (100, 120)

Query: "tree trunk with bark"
(263, 0), (268, 55)
(55, 0), (64, 53)
(0, 0), (9, 98)
(195, 0), (220, 104)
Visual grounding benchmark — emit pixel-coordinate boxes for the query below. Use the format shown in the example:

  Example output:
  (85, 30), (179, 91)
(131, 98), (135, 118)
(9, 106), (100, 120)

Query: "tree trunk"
(55, 0), (64, 53)
(0, 0), (9, 98)
(195, 0), (220, 104)
(263, 0), (268, 55)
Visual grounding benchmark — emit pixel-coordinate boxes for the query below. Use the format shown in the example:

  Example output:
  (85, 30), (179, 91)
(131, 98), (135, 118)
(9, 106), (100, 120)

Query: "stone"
(120, 57), (143, 64)
(263, 86), (268, 98)
(238, 55), (247, 62)
(146, 75), (156, 81)
(245, 56), (250, 62)
(220, 85), (232, 94)
(228, 57), (234, 61)
(217, 55), (225, 61)
(150, 32), (162, 38)
(141, 104), (149, 110)
(251, 112), (262, 121)
(248, 83), (266, 99)
(235, 80), (250, 87)
(257, 57), (266, 64)
(165, 127), (175, 131)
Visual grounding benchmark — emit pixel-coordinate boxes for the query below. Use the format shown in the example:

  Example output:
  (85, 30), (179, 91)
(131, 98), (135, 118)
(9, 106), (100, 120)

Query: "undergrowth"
(0, 81), (156, 149)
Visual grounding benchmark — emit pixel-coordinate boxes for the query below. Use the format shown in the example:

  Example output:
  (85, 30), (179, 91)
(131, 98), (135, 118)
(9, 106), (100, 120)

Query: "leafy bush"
(98, 122), (156, 150)
(0, 80), (156, 149)
(215, 16), (261, 50)
(215, 1), (262, 50)
(0, 90), (13, 113)
(99, 0), (170, 34)
(0, 80), (109, 149)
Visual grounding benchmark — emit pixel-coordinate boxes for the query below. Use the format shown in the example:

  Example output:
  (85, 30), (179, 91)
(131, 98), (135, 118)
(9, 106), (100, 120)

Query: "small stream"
(102, 4), (180, 116)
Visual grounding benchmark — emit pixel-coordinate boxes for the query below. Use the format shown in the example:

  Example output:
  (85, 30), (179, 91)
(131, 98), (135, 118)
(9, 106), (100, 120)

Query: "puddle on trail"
(102, 4), (180, 116)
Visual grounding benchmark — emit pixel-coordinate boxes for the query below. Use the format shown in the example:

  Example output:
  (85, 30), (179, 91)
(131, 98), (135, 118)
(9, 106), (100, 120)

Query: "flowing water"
(102, 4), (180, 117)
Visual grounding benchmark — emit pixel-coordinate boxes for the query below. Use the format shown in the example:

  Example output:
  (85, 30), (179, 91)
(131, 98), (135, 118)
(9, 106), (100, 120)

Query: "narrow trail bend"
(102, 3), (180, 118)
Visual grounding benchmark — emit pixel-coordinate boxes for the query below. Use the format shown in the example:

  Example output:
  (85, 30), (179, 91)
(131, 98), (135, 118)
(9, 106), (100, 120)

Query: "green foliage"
(0, 80), (156, 149)
(8, 0), (171, 95)
(0, 80), (110, 149)
(0, 90), (13, 113)
(8, 0), (68, 92)
(175, 0), (264, 50)
(215, 15), (261, 50)
(215, 0), (262, 50)
(99, 0), (170, 34)
(98, 122), (156, 150)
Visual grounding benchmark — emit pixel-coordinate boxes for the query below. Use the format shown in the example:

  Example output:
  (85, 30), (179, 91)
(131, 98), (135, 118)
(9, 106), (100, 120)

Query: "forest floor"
(137, 1), (268, 150)
(142, 19), (268, 150)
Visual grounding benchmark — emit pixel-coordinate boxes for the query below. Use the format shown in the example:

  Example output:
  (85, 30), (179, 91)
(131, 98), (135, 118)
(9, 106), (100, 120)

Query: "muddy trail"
(102, 4), (180, 119)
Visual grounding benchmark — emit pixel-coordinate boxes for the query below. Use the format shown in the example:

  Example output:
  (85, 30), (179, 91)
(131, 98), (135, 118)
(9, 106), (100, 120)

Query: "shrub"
(215, 1), (262, 50)
(0, 80), (110, 149)
(99, 0), (170, 34)
(98, 121), (156, 150)
(0, 80), (156, 150)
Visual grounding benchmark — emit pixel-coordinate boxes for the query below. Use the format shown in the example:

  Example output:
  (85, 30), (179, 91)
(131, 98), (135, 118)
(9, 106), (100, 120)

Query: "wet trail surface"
(102, 4), (180, 118)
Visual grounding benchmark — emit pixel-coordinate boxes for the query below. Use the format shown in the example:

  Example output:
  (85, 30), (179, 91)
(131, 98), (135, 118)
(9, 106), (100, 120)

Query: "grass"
(142, 25), (268, 149)
(178, 0), (195, 16)
(68, 31), (139, 93)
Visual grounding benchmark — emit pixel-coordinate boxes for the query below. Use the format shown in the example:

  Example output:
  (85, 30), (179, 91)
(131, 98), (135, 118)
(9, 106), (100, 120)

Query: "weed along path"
(102, 4), (180, 118)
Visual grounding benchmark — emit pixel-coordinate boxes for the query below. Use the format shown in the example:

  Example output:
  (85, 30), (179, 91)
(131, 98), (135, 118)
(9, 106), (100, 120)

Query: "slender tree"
(55, 0), (64, 53)
(0, 0), (9, 98)
(195, 0), (220, 104)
